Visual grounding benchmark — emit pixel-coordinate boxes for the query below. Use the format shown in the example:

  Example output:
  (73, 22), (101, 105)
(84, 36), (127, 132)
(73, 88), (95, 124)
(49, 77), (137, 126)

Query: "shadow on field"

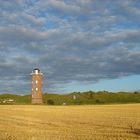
(131, 128), (140, 136)
(129, 124), (140, 136)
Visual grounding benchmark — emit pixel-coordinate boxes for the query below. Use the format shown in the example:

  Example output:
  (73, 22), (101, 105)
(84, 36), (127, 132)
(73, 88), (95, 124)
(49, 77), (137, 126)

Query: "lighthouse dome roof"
(34, 68), (40, 71)
(33, 68), (41, 73)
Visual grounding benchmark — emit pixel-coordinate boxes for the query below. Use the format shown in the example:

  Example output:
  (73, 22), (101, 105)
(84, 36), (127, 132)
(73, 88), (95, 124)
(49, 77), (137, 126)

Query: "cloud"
(0, 0), (140, 93)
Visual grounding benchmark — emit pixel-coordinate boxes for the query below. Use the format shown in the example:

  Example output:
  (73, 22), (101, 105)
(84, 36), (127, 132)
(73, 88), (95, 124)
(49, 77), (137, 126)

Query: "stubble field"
(0, 104), (140, 140)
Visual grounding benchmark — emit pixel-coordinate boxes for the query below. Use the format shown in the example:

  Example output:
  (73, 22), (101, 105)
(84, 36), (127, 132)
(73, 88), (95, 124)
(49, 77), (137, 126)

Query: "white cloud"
(0, 0), (140, 93)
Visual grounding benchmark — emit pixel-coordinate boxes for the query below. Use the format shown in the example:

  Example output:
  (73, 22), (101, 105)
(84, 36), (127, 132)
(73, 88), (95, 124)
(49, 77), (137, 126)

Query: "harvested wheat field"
(0, 104), (140, 140)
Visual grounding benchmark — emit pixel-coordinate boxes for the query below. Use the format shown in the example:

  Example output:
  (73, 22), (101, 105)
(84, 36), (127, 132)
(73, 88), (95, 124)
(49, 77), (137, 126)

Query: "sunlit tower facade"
(31, 68), (43, 104)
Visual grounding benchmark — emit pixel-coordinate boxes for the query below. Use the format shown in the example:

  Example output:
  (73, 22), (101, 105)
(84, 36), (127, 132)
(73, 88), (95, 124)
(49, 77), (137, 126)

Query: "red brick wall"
(31, 74), (43, 104)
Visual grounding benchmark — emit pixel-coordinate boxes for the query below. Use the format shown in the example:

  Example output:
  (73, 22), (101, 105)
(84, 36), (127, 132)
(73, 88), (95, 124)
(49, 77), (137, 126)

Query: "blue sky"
(0, 0), (140, 94)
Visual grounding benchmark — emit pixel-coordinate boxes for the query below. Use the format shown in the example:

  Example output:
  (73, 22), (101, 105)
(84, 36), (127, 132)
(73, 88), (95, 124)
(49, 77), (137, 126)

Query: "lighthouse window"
(36, 88), (38, 91)
(36, 80), (38, 84)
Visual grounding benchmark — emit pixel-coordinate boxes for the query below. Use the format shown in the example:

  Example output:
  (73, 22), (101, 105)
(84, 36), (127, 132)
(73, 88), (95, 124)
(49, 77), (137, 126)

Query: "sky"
(0, 0), (140, 94)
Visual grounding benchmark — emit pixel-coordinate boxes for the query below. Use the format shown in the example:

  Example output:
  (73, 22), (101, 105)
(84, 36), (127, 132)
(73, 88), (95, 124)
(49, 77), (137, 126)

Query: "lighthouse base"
(32, 98), (43, 104)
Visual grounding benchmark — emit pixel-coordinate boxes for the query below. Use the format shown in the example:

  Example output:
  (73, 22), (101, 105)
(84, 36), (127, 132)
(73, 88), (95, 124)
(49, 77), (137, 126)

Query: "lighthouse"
(31, 68), (43, 104)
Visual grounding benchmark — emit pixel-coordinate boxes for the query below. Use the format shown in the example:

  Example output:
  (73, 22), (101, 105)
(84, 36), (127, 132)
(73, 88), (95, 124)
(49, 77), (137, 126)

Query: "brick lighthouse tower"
(31, 68), (43, 104)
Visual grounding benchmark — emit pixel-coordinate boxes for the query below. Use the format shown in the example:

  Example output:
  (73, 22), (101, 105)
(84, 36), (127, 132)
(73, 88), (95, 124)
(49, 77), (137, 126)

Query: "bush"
(47, 99), (54, 105)
(95, 99), (105, 104)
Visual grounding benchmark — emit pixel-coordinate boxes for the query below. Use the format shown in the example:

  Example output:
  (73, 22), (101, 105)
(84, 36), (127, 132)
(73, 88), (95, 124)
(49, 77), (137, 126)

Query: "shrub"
(47, 99), (54, 105)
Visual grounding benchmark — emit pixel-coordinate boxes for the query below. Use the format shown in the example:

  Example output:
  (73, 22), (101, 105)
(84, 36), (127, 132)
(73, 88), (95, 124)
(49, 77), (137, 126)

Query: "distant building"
(72, 95), (77, 100)
(2, 99), (14, 104)
(62, 102), (66, 105)
(31, 68), (43, 104)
